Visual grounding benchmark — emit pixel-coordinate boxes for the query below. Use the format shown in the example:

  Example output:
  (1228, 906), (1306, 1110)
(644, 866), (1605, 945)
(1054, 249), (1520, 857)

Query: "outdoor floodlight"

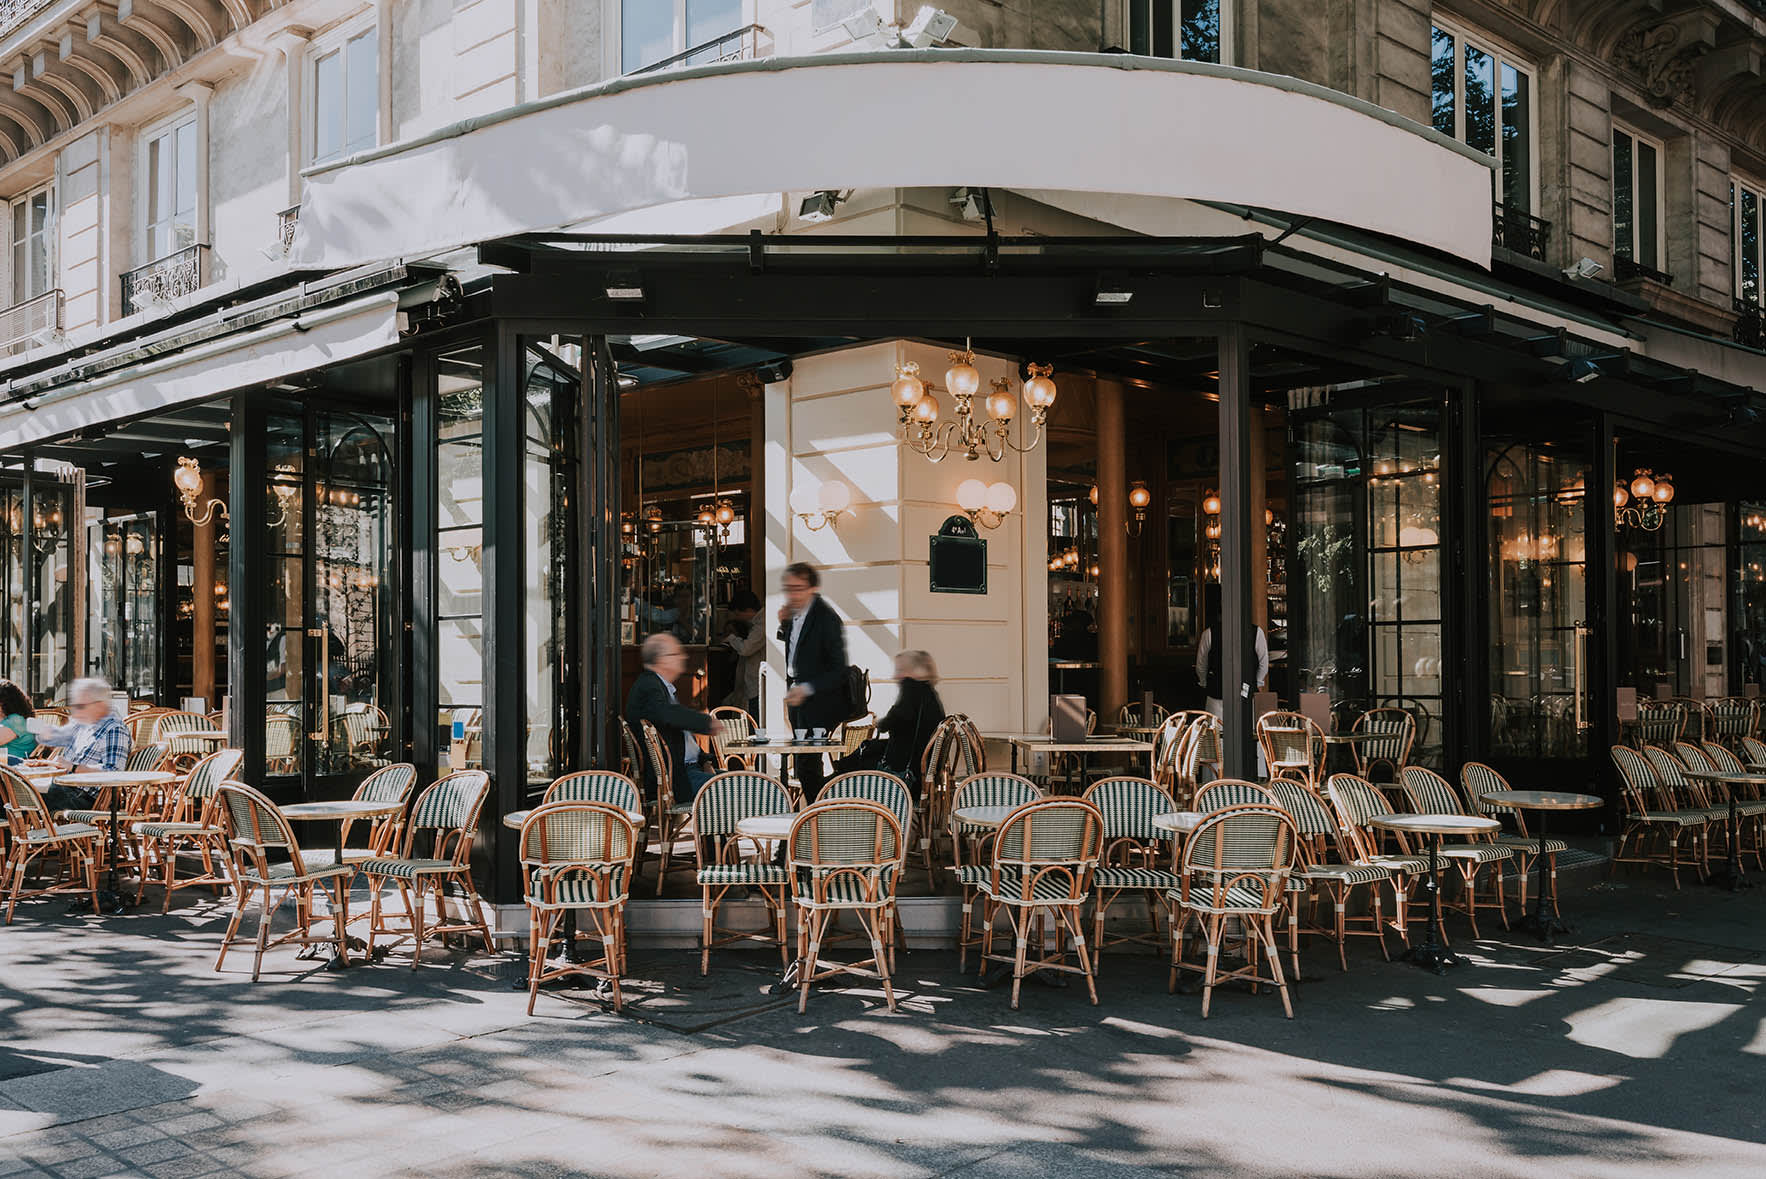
(799, 191), (845, 222)
(1093, 273), (1134, 307)
(604, 269), (644, 301)
(1563, 257), (1604, 280)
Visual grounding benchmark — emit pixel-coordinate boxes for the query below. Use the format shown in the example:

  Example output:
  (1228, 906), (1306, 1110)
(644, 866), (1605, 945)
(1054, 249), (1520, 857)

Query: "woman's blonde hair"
(895, 649), (938, 684)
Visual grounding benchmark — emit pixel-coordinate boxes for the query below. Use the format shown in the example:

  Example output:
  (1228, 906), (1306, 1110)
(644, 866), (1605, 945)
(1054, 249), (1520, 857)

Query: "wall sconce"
(173, 457), (228, 527)
(791, 479), (852, 531)
(956, 478), (1017, 530)
(1126, 481), (1151, 537)
(1615, 468), (1674, 530)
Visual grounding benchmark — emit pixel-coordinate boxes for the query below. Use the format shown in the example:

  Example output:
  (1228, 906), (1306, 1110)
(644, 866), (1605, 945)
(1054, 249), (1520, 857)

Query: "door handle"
(1573, 620), (1590, 732)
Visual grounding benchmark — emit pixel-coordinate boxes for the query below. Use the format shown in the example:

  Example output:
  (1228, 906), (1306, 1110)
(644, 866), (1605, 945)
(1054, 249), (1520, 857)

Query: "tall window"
(1733, 180), (1762, 306)
(1613, 124), (1664, 274)
(621, 0), (743, 73)
(10, 185), (52, 304)
(144, 115), (197, 261)
(1430, 23), (1533, 212)
(1126, 1), (1222, 63)
(311, 22), (379, 165)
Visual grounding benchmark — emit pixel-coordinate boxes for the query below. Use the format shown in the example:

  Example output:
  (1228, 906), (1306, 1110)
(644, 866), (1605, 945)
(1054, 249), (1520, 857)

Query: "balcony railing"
(0, 0), (55, 40)
(277, 205), (301, 256)
(1491, 202), (1550, 261)
(1615, 255), (1674, 286)
(631, 24), (768, 75)
(121, 244), (209, 317)
(1737, 299), (1766, 350)
(0, 287), (61, 353)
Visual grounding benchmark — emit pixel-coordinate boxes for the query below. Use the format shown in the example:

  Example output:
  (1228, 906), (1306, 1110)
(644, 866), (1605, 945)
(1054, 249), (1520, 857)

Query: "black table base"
(1706, 796), (1752, 893)
(1400, 833), (1461, 974)
(1518, 810), (1570, 943)
(72, 789), (134, 917)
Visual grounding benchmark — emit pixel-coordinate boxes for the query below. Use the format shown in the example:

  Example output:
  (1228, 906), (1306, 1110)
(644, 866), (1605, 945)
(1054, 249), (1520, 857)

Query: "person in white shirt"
(1194, 584), (1269, 719)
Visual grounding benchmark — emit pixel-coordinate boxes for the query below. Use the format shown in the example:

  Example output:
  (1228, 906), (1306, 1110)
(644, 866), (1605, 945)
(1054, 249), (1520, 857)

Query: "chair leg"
(798, 909), (820, 1014)
(332, 881), (350, 966)
(526, 908), (554, 1016)
(252, 887), (273, 983)
(1261, 915), (1294, 1020)
(1010, 910), (1029, 1011)
(1200, 914), (1223, 1019)
(461, 874), (495, 954)
(700, 885), (714, 976)
(867, 912), (896, 1012)
(1064, 906), (1099, 1006)
(215, 883), (250, 971)
(410, 879), (426, 970)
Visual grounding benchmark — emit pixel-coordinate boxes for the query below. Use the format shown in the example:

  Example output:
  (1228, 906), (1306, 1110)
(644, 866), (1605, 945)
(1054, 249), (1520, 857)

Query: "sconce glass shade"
(912, 391), (940, 424)
(1652, 476), (1674, 503)
(715, 500), (736, 526)
(1024, 368), (1057, 409)
(817, 480), (852, 513)
(956, 478), (988, 512)
(891, 363), (925, 407)
(173, 458), (204, 498)
(1202, 491), (1222, 516)
(789, 485), (819, 515)
(985, 482), (1018, 515)
(1630, 472), (1655, 500)
(946, 354), (981, 398)
(1128, 481), (1151, 510)
(1613, 483), (1629, 509)
(1088, 485), (1099, 506)
(985, 381), (1017, 422)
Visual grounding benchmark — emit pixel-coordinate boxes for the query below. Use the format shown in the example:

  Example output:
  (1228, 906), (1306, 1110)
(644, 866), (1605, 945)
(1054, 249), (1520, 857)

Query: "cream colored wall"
(56, 130), (102, 333)
(762, 339), (1048, 736)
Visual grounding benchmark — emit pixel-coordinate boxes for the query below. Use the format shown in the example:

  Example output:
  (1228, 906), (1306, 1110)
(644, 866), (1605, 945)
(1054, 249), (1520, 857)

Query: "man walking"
(777, 562), (848, 802)
(625, 633), (717, 804)
(40, 677), (130, 813)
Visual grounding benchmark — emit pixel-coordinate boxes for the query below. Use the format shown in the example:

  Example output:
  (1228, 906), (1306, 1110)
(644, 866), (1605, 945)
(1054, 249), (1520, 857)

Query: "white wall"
(762, 339), (1048, 735)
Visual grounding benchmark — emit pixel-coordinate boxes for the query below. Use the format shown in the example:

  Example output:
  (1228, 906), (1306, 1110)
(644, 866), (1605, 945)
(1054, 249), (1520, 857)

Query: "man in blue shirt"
(40, 677), (131, 813)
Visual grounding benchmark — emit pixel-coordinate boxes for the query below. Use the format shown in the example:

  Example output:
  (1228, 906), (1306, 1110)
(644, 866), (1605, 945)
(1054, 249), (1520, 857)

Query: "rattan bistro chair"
(949, 772), (1043, 970)
(519, 802), (640, 1014)
(133, 748), (245, 912)
(0, 765), (101, 922)
(335, 763), (419, 863)
(1194, 779), (1279, 812)
(1257, 712), (1324, 785)
(1397, 766), (1514, 938)
(1168, 804), (1299, 1018)
(213, 782), (357, 980)
(640, 720), (696, 895)
(1460, 762), (1569, 917)
(1323, 773), (1428, 937)
(693, 772), (794, 975)
(1082, 776), (1182, 971)
(709, 706), (757, 771)
(1608, 745), (1708, 889)
(788, 800), (904, 1013)
(1270, 778), (1395, 973)
(545, 770), (643, 813)
(977, 797), (1105, 1009)
(823, 771), (914, 963)
(1351, 708), (1416, 782)
(361, 770), (496, 969)
(152, 711), (218, 773)
(1696, 741), (1766, 868)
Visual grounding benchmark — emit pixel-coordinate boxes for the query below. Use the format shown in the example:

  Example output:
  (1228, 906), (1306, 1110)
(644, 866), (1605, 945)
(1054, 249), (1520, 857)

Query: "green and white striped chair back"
(1709, 697), (1757, 742)
(217, 781), (303, 866)
(1700, 741), (1747, 775)
(1673, 741), (1717, 774)
(127, 743), (167, 772)
(822, 771), (913, 835)
(1353, 708), (1415, 776)
(993, 798), (1103, 882)
(409, 771), (491, 837)
(1609, 745), (1659, 808)
(619, 719), (643, 778)
(265, 713), (299, 760)
(639, 720), (674, 808)
(518, 802), (638, 900)
(1116, 702), (1169, 727)
(0, 766), (51, 834)
(1634, 702), (1685, 747)
(694, 772), (791, 838)
(1398, 766), (1465, 816)
(790, 800), (901, 870)
(127, 708), (168, 745)
(950, 716), (984, 778)
(1741, 736), (1766, 768)
(951, 773), (1041, 815)
(185, 748), (245, 800)
(153, 711), (214, 756)
(1268, 778), (1335, 839)
(1182, 804), (1296, 908)
(1084, 775), (1179, 842)
(545, 770), (641, 813)
(356, 762), (418, 804)
(1194, 779), (1277, 813)
(1324, 773), (1388, 828)
(1459, 762), (1512, 816)
(1642, 745), (1692, 793)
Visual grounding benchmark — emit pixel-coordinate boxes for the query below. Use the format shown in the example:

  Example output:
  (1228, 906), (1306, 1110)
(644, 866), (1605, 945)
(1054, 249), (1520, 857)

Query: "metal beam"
(1217, 326), (1255, 777)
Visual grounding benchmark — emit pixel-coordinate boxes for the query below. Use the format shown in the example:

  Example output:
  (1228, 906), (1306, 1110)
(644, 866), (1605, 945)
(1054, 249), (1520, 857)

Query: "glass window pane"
(345, 29), (378, 154)
(1638, 140), (1659, 269)
(1501, 63), (1530, 210)
(11, 199), (23, 243)
(1129, 0), (1150, 55)
(1180, 0), (1219, 63)
(439, 528), (483, 616)
(1613, 130), (1635, 261)
(1464, 45), (1495, 156)
(438, 618), (484, 705)
(1153, 0), (1174, 58)
(175, 121), (196, 222)
(1743, 188), (1760, 305)
(623, 0), (675, 71)
(315, 48), (342, 161)
(687, 0), (741, 46)
(1430, 27), (1456, 137)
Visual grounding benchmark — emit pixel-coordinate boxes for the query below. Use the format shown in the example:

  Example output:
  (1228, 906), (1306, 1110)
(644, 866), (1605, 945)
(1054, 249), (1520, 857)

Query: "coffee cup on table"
(812, 728), (828, 741)
(794, 728), (808, 741)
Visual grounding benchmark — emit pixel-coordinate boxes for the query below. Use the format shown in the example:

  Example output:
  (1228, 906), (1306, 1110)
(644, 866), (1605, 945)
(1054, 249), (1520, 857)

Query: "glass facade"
(437, 346), (486, 770)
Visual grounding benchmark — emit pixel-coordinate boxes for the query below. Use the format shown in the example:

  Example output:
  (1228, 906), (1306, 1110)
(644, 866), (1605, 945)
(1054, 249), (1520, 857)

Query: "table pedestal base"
(1400, 941), (1463, 973)
(1403, 835), (1459, 974)
(1514, 912), (1575, 943)
(1707, 799), (1751, 893)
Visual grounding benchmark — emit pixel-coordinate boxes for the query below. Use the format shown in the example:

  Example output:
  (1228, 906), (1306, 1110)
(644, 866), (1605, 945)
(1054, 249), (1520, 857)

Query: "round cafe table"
(951, 806), (1014, 831)
(1370, 813), (1499, 974)
(1680, 771), (1766, 893)
(54, 770), (179, 914)
(734, 813), (795, 842)
(282, 800), (407, 866)
(502, 807), (647, 831)
(1481, 789), (1602, 942)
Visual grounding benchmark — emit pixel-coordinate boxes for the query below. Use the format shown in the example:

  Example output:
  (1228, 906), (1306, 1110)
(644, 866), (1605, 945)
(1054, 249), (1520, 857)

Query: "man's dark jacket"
(624, 668), (713, 793)
(778, 594), (849, 728)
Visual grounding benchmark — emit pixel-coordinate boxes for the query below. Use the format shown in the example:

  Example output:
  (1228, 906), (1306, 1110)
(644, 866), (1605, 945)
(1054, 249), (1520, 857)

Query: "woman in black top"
(872, 649), (946, 795)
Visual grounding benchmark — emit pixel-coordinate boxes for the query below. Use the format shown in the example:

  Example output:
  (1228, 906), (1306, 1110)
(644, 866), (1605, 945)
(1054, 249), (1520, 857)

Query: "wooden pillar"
(1097, 378), (1129, 719)
(191, 473), (216, 706)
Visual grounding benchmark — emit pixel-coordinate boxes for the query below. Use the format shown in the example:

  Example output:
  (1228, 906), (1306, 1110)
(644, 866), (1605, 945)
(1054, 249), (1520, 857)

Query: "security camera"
(755, 359), (793, 384)
(1562, 257), (1604, 280)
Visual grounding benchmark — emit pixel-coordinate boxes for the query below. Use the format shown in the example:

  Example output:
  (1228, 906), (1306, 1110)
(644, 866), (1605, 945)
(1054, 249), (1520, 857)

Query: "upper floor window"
(144, 114), (197, 262)
(11, 185), (53, 305)
(1430, 23), (1533, 213)
(621, 0), (744, 73)
(1613, 124), (1664, 275)
(1126, 1), (1223, 63)
(311, 19), (379, 165)
(1733, 180), (1761, 307)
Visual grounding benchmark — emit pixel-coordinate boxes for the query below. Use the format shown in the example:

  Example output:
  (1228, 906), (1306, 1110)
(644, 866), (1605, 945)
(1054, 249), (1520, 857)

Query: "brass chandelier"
(892, 341), (1056, 463)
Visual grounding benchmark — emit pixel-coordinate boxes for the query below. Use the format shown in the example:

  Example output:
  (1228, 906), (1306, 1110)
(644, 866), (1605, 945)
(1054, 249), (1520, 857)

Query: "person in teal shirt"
(0, 679), (37, 762)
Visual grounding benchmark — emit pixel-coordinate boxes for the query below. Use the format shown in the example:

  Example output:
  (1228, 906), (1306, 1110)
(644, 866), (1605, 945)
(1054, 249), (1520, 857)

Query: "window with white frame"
(143, 114), (198, 262)
(10, 185), (53, 305)
(1613, 124), (1665, 275)
(1125, 1), (1224, 63)
(620, 0), (744, 73)
(310, 19), (379, 165)
(1431, 22), (1534, 212)
(1733, 179), (1762, 306)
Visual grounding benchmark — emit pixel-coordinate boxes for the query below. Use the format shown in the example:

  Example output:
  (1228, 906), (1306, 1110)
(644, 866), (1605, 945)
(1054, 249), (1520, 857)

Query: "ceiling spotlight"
(1093, 273), (1134, 307)
(604, 269), (644, 301)
(798, 191), (845, 223)
(1563, 257), (1604, 281)
(1564, 357), (1602, 383)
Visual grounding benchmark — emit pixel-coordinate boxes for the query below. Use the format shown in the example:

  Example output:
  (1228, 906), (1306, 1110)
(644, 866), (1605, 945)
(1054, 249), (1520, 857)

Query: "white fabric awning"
(0, 290), (402, 448)
(293, 51), (1495, 270)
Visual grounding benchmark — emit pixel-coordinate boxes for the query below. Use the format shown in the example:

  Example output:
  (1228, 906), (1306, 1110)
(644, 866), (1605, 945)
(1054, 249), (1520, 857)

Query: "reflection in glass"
(524, 338), (582, 787)
(88, 514), (160, 699)
(438, 346), (485, 769)
(1464, 44), (1495, 157)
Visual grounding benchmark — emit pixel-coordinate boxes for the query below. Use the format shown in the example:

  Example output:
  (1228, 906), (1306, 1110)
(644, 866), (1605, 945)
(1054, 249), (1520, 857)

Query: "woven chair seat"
(1369, 854), (1429, 873)
(1437, 843), (1514, 863)
(1298, 863), (1393, 886)
(134, 821), (218, 839)
(1167, 882), (1284, 915)
(22, 823), (100, 844)
(53, 809), (120, 824)
(526, 867), (629, 909)
(978, 872), (1089, 905)
(1630, 809), (1706, 827)
(696, 863), (790, 886)
(1495, 834), (1569, 854)
(360, 856), (461, 879)
(1733, 800), (1766, 816)
(951, 864), (999, 887)
(1092, 865), (1183, 890)
(240, 861), (355, 885)
(794, 867), (897, 908)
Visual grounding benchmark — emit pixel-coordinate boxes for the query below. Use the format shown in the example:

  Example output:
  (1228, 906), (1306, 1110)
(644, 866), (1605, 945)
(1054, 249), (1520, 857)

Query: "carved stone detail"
(1614, 21), (1704, 109)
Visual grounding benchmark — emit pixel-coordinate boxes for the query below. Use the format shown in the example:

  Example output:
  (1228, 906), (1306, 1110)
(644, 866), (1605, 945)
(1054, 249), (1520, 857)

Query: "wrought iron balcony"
(1491, 202), (1550, 261)
(1737, 299), (1766, 350)
(277, 205), (301, 255)
(0, 0), (55, 40)
(1614, 255), (1674, 286)
(121, 244), (208, 317)
(0, 288), (61, 353)
(631, 24), (769, 75)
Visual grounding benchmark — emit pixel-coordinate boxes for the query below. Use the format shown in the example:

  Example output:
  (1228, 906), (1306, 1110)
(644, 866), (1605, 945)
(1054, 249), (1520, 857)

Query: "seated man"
(40, 677), (131, 813)
(625, 633), (716, 804)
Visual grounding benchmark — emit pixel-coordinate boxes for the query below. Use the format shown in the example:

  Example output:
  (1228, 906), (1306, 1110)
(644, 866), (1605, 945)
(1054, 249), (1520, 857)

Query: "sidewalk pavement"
(1, 872), (1762, 1178)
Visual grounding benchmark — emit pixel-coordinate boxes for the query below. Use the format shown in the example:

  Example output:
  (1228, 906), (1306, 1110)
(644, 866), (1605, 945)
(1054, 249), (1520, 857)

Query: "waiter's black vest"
(1204, 623), (1258, 699)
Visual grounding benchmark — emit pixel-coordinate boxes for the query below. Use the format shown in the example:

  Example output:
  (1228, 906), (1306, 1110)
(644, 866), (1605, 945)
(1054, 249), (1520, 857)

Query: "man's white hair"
(68, 677), (113, 706)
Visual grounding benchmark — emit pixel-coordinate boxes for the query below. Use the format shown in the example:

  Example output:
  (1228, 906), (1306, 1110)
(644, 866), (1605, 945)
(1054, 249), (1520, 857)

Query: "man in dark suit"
(625, 632), (716, 803)
(777, 561), (848, 802)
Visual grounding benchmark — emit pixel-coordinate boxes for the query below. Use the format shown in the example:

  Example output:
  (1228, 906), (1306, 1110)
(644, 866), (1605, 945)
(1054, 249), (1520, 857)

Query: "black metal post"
(484, 324), (527, 905)
(1590, 413), (1619, 805)
(19, 453), (34, 699)
(1217, 326), (1255, 777)
(410, 348), (440, 785)
(228, 395), (267, 781)
(586, 336), (622, 769)
(1449, 381), (1483, 767)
